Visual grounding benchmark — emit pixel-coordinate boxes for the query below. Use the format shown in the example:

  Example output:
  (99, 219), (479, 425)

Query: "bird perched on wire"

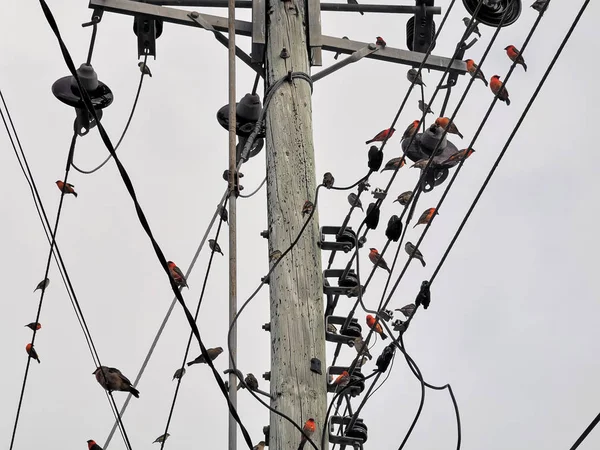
(347, 0), (363, 15)
(411, 159), (432, 170)
(462, 17), (481, 38)
(347, 193), (363, 211)
(332, 370), (350, 387)
(187, 347), (223, 366)
(490, 75), (510, 105)
(402, 120), (420, 140)
(209, 239), (224, 255)
(369, 248), (391, 273)
(414, 207), (438, 228)
(269, 250), (282, 264)
(504, 45), (528, 72)
(87, 440), (103, 450)
(334, 36), (349, 59)
(418, 100), (434, 115)
(56, 180), (77, 197)
(465, 59), (488, 86)
(298, 418), (316, 450)
(172, 367), (186, 381)
(407, 68), (426, 87)
(394, 191), (413, 206)
(367, 146), (383, 171)
(153, 433), (170, 444)
(93, 366), (140, 397)
(25, 322), (41, 331)
(302, 200), (314, 217)
(34, 278), (50, 293)
(218, 205), (228, 224)
(435, 117), (464, 139)
(353, 336), (372, 359)
(531, 0), (549, 13)
(366, 314), (388, 340)
(375, 36), (386, 47)
(253, 441), (266, 450)
(365, 127), (395, 145)
(443, 148), (475, 165)
(26, 343), (40, 363)
(323, 172), (335, 189)
(138, 61), (152, 77)
(168, 260), (188, 288)
(238, 373), (259, 391)
(405, 242), (426, 267)
(327, 323), (338, 334)
(381, 156), (406, 172)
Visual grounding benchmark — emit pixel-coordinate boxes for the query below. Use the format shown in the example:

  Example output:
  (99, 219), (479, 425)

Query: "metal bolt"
(262, 322), (271, 332)
(190, 11), (199, 18)
(260, 230), (269, 239)
(280, 47), (290, 59)
(263, 371), (271, 381)
(261, 275), (270, 284)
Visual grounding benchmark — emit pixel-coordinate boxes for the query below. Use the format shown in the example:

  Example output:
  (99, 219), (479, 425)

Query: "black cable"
(0, 91), (133, 450)
(86, 22), (98, 65)
(251, 71), (261, 95)
(430, 0), (587, 285)
(72, 51), (149, 175)
(159, 207), (227, 450)
(569, 411), (600, 450)
(37, 1), (254, 447)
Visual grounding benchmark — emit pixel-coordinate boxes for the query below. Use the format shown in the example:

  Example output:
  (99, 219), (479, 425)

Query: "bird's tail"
(36, 357), (41, 364)
(365, 139), (374, 144)
(522, 62), (528, 72)
(187, 361), (194, 367)
(458, 132), (464, 139)
(505, 98), (511, 106)
(73, 192), (78, 198)
(381, 332), (388, 340)
(129, 387), (140, 398)
(420, 258), (426, 267)
(298, 439), (307, 450)
(483, 78), (489, 87)
(359, 11), (364, 15)
(386, 266), (391, 273)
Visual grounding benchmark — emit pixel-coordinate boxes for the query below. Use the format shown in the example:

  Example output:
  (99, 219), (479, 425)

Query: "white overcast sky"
(1, 0), (599, 449)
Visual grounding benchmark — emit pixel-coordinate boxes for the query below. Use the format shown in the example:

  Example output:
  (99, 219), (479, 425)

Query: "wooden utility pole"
(265, 0), (326, 447)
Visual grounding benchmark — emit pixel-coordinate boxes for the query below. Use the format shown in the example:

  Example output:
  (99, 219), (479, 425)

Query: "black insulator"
(415, 280), (431, 309)
(376, 343), (395, 373)
(338, 270), (359, 288)
(367, 145), (383, 171)
(462, 0), (522, 27)
(364, 203), (380, 230)
(340, 321), (362, 338)
(385, 215), (403, 242)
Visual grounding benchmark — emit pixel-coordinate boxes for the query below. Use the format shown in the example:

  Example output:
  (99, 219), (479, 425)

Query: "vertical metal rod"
(227, 0), (237, 446)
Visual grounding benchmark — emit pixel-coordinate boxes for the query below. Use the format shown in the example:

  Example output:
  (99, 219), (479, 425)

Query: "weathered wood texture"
(265, 0), (326, 447)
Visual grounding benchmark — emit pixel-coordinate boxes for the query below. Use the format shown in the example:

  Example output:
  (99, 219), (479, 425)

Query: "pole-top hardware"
(262, 322), (271, 331)
(310, 358), (322, 374)
(260, 230), (269, 239)
(280, 47), (290, 59)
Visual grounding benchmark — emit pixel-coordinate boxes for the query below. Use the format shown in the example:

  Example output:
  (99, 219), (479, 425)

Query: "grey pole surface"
(265, 0), (326, 447)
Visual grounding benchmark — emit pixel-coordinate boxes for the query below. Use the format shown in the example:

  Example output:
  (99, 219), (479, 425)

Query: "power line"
(569, 411), (600, 450)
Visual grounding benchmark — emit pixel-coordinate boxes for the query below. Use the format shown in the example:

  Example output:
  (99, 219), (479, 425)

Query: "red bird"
(366, 314), (387, 340)
(167, 260), (188, 288)
(365, 128), (395, 145)
(435, 117), (463, 139)
(414, 207), (438, 228)
(56, 180), (77, 197)
(88, 440), (103, 450)
(333, 370), (351, 387)
(376, 36), (387, 47)
(505, 45), (527, 72)
(26, 343), (40, 363)
(490, 75), (510, 105)
(25, 322), (42, 331)
(443, 148), (475, 165)
(298, 418), (316, 450)
(369, 248), (391, 273)
(402, 120), (420, 140)
(465, 59), (488, 86)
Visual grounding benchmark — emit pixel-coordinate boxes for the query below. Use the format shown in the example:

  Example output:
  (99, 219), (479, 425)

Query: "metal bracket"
(325, 315), (362, 345)
(312, 43), (379, 82)
(326, 366), (365, 396)
(307, 0), (323, 66)
(310, 357), (322, 374)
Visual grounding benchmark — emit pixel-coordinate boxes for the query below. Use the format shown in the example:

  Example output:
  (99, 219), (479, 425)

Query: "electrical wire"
(569, 411), (600, 450)
(72, 51), (149, 175)
(1, 89), (134, 450)
(238, 176), (266, 198)
(37, 0), (254, 447)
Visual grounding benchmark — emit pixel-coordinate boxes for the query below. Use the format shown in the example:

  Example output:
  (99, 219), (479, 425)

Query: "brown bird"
(323, 172), (335, 189)
(369, 248), (391, 273)
(411, 159), (432, 170)
(414, 207), (438, 228)
(269, 250), (282, 264)
(238, 373), (259, 391)
(88, 440), (103, 450)
(93, 366), (140, 397)
(253, 442), (266, 450)
(56, 180), (77, 197)
(168, 260), (188, 288)
(34, 278), (50, 293)
(209, 239), (223, 255)
(152, 433), (170, 444)
(405, 241), (426, 267)
(394, 191), (413, 206)
(381, 157), (406, 172)
(465, 59), (488, 86)
(353, 336), (372, 359)
(172, 367), (186, 381)
(435, 117), (463, 139)
(347, 193), (363, 211)
(376, 36), (386, 47)
(25, 322), (42, 331)
(218, 205), (228, 224)
(366, 128), (395, 145)
(490, 75), (510, 105)
(443, 148), (475, 165)
(302, 200), (314, 217)
(505, 45), (527, 71)
(402, 120), (420, 140)
(187, 347), (223, 366)
(26, 343), (40, 363)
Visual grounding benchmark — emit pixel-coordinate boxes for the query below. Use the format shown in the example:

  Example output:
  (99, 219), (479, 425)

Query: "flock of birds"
(21, 1), (551, 449)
